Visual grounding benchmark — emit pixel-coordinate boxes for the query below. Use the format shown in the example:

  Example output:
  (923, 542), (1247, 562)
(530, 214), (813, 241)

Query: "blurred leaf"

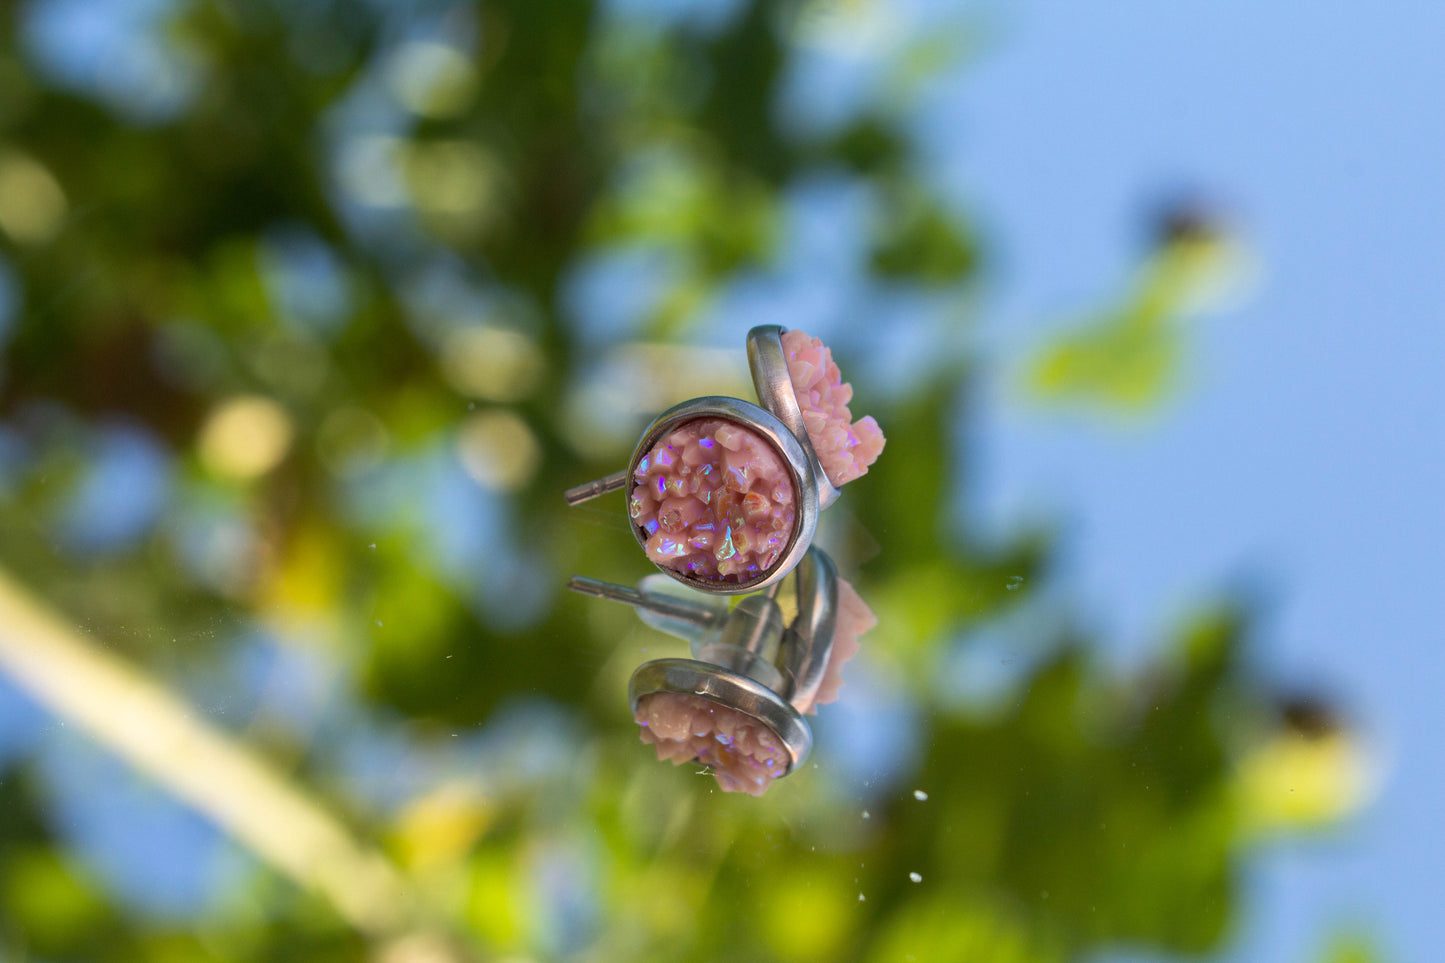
(1320, 932), (1385, 963)
(1023, 233), (1242, 412)
(2, 848), (114, 957)
(872, 181), (978, 283)
(865, 891), (1058, 963)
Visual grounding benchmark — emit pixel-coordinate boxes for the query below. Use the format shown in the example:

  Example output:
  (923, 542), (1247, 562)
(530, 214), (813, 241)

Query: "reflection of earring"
(570, 547), (877, 796)
(564, 326), (885, 595)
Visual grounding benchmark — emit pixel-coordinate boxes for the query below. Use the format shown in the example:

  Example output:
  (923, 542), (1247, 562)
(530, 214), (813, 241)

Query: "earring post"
(564, 470), (629, 506)
(567, 576), (723, 628)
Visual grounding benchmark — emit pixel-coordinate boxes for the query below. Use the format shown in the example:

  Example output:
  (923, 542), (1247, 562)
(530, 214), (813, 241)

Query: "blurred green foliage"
(0, 1), (1366, 962)
(1023, 210), (1247, 413)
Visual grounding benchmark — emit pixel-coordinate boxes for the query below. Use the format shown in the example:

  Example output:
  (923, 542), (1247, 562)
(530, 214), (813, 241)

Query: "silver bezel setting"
(780, 547), (839, 713)
(745, 325), (843, 511)
(629, 658), (813, 774)
(625, 395), (820, 595)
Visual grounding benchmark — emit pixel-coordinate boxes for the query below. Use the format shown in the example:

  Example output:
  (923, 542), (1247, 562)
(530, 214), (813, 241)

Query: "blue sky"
(936, 4), (1444, 960)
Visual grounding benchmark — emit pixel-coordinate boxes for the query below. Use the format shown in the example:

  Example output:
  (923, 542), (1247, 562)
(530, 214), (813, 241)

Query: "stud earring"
(569, 547), (878, 796)
(564, 326), (885, 595)
(567, 396), (819, 594)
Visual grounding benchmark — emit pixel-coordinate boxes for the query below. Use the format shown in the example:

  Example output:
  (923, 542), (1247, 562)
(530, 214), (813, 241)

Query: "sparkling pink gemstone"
(631, 417), (797, 583)
(779, 329), (886, 488)
(634, 692), (790, 796)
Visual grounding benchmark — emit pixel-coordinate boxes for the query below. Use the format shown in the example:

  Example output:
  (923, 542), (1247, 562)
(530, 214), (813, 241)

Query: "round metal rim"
(745, 325), (842, 511)
(625, 396), (820, 596)
(780, 547), (839, 712)
(629, 658), (813, 774)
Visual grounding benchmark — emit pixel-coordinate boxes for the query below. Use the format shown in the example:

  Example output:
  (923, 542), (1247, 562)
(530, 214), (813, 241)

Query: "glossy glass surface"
(0, 2), (1437, 962)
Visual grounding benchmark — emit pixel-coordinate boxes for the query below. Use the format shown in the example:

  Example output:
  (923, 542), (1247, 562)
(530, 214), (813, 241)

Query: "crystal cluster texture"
(780, 329), (886, 487)
(629, 417), (796, 583)
(634, 691), (791, 796)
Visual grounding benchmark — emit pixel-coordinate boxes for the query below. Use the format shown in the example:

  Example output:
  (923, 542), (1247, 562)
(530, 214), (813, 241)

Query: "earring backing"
(569, 547), (848, 795)
(564, 326), (884, 594)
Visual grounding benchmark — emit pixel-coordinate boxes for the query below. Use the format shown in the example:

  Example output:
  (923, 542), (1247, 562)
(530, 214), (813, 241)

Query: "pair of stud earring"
(570, 546), (876, 796)
(564, 326), (885, 595)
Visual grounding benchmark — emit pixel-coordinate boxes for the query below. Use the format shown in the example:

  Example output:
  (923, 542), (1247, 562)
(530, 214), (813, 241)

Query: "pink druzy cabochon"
(634, 692), (791, 797)
(780, 329), (886, 488)
(629, 417), (798, 584)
